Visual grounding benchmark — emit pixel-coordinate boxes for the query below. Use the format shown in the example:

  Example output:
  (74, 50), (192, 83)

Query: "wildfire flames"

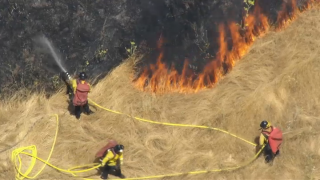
(134, 0), (316, 94)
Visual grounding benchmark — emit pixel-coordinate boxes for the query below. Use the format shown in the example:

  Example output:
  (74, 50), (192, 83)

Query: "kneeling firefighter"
(96, 140), (126, 179)
(259, 120), (283, 163)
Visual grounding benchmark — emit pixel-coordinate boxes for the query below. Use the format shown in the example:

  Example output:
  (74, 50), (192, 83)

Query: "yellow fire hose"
(11, 99), (265, 180)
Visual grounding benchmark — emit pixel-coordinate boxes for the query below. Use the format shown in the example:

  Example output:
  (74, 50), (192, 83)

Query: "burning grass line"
(134, 0), (318, 94)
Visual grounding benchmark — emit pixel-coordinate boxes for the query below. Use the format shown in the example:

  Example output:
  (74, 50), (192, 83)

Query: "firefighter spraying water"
(36, 35), (94, 120)
(64, 71), (94, 119)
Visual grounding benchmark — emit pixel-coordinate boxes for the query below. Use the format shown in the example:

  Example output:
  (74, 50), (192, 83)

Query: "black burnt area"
(134, 0), (313, 81)
(133, 0), (244, 75)
(0, 0), (137, 98)
(0, 0), (314, 98)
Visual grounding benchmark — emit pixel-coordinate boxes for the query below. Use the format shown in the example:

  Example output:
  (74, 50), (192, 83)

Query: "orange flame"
(134, 0), (316, 94)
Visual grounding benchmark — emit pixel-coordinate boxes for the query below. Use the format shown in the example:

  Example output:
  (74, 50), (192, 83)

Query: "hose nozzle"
(65, 71), (72, 81)
(61, 71), (72, 83)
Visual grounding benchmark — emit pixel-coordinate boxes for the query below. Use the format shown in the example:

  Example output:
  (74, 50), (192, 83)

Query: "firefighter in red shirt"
(259, 120), (282, 163)
(71, 72), (93, 119)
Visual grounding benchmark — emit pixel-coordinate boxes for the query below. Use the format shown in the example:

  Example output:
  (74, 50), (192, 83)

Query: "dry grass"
(1, 5), (320, 180)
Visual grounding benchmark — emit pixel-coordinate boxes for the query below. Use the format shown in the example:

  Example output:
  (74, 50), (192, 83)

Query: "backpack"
(262, 126), (283, 154)
(73, 80), (90, 106)
(96, 140), (118, 158)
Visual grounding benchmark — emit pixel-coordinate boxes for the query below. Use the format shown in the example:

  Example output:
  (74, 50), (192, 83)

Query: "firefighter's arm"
(72, 79), (77, 93)
(119, 152), (123, 165)
(88, 83), (91, 93)
(259, 133), (266, 146)
(101, 150), (113, 166)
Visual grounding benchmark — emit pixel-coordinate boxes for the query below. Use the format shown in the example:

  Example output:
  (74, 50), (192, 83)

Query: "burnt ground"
(0, 0), (137, 98)
(134, 0), (311, 76)
(0, 0), (313, 99)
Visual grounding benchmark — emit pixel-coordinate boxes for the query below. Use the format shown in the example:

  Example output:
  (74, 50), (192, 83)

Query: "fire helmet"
(114, 144), (124, 153)
(260, 120), (271, 129)
(79, 72), (87, 80)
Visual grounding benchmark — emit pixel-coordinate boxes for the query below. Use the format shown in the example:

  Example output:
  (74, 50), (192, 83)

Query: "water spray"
(35, 35), (74, 98)
(35, 35), (73, 81)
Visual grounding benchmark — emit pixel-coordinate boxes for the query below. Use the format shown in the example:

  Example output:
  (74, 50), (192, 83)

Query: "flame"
(276, 0), (298, 30)
(134, 0), (316, 94)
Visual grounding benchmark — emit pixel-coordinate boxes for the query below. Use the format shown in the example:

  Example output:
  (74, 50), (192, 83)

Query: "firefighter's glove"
(99, 158), (105, 167)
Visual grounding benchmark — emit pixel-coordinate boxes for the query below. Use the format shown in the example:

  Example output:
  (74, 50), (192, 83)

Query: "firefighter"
(71, 72), (93, 119)
(259, 120), (282, 163)
(99, 144), (126, 179)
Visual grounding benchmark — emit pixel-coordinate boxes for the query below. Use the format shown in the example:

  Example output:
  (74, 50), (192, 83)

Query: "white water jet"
(34, 35), (72, 80)
(35, 35), (68, 73)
